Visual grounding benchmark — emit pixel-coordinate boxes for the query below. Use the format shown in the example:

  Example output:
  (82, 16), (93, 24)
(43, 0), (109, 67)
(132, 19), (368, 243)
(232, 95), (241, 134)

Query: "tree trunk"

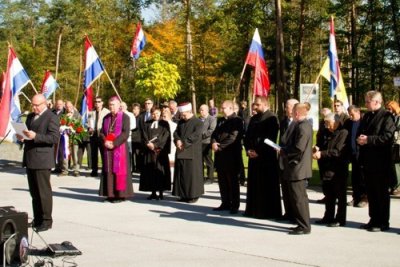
(350, 1), (359, 103)
(369, 0), (377, 90)
(275, 0), (286, 119)
(294, 0), (306, 100)
(184, 0), (197, 113)
(390, 0), (400, 57)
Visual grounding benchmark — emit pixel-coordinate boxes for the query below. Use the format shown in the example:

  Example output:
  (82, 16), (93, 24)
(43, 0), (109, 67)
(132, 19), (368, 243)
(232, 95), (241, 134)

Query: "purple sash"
(103, 112), (127, 191)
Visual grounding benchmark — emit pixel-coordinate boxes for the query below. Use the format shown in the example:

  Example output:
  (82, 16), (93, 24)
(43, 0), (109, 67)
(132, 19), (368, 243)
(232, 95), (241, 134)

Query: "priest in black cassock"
(139, 107), (171, 200)
(173, 102), (204, 203)
(244, 96), (282, 219)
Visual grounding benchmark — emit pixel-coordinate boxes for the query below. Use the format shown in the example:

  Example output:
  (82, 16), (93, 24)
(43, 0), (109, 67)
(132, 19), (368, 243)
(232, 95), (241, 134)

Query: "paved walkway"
(1, 142), (400, 267)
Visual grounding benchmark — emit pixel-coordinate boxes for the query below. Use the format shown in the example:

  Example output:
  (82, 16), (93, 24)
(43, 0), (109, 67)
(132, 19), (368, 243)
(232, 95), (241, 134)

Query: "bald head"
(31, 94), (47, 114)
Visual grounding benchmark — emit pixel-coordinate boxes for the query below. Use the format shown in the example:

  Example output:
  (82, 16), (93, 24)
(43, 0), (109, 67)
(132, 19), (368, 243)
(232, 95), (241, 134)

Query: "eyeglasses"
(32, 102), (45, 107)
(334, 104), (341, 107)
(95, 101), (102, 103)
(145, 102), (152, 105)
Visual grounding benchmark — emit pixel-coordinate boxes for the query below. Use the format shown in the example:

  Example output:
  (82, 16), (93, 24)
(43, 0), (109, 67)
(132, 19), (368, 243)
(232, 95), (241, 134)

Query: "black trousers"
(202, 143), (214, 180)
(90, 135), (104, 174)
(324, 175), (347, 224)
(363, 168), (390, 227)
(287, 179), (311, 231)
(131, 142), (142, 173)
(280, 173), (294, 219)
(27, 169), (53, 226)
(350, 154), (366, 201)
(217, 168), (240, 210)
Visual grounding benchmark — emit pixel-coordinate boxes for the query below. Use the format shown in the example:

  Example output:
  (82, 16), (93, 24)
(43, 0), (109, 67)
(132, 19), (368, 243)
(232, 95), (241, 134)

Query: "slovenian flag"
(130, 22), (146, 60)
(82, 36), (105, 125)
(41, 70), (59, 99)
(244, 28), (270, 97)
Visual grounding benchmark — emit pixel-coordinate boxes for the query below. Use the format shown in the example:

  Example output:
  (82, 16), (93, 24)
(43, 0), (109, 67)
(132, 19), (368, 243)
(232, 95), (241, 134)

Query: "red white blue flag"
(82, 36), (105, 125)
(40, 70), (59, 99)
(245, 28), (270, 97)
(328, 17), (340, 98)
(0, 47), (31, 136)
(7, 47), (31, 122)
(130, 22), (146, 60)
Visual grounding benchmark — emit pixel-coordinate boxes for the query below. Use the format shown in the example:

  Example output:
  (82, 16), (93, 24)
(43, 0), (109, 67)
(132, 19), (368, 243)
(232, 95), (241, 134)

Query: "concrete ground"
(1, 142), (400, 267)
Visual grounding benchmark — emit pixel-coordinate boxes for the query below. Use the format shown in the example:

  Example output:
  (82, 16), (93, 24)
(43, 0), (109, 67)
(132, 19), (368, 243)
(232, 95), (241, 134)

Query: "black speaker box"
(0, 206), (28, 265)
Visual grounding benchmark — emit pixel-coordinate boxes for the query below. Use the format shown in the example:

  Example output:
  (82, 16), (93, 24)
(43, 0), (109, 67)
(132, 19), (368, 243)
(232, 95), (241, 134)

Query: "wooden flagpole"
(103, 69), (122, 101)
(75, 48), (82, 107)
(19, 91), (31, 103)
(29, 81), (38, 94)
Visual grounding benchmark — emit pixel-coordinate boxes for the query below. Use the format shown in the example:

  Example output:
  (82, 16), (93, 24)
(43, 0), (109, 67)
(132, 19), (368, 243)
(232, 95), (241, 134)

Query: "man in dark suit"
(343, 105), (367, 207)
(211, 100), (244, 214)
(131, 103), (142, 173)
(278, 98), (298, 221)
(357, 91), (396, 232)
(17, 94), (60, 232)
(279, 103), (313, 235)
(199, 104), (217, 184)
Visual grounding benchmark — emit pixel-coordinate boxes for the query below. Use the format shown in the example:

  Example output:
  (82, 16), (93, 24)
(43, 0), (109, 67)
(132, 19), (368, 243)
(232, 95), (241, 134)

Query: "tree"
(135, 53), (181, 102)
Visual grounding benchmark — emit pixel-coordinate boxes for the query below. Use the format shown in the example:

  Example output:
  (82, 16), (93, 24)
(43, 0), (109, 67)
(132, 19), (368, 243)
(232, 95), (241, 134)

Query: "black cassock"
(173, 116), (204, 199)
(244, 110), (282, 219)
(139, 119), (171, 192)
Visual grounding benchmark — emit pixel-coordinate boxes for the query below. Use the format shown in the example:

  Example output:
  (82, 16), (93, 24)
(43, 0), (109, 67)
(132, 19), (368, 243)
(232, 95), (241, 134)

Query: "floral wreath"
(60, 115), (88, 144)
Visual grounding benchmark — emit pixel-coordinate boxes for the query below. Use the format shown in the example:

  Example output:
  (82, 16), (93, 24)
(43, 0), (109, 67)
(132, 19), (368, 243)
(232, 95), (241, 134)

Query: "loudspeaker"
(0, 206), (28, 265)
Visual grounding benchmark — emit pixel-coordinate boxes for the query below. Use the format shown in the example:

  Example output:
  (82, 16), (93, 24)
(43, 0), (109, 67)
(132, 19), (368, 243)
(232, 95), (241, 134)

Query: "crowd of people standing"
(17, 90), (400, 235)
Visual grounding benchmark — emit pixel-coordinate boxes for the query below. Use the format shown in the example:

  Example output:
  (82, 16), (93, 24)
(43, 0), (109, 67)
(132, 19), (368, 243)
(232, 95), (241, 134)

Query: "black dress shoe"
(328, 222), (340, 227)
(288, 228), (310, 235)
(34, 224), (52, 232)
(213, 205), (229, 211)
(229, 209), (238, 214)
(147, 194), (158, 200)
(359, 223), (373, 230)
(315, 219), (331, 225)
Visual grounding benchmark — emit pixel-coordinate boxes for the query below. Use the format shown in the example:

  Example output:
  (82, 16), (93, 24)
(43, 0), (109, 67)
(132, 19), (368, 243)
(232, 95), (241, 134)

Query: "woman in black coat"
(313, 113), (348, 227)
(139, 107), (171, 200)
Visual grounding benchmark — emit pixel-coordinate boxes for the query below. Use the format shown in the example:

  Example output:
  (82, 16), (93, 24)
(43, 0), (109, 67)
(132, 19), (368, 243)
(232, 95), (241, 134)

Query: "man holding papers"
(16, 94), (60, 232)
(279, 103), (312, 235)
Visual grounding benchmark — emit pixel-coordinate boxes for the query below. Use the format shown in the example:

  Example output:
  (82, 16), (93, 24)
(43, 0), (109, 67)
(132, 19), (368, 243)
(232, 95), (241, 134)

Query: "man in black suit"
(17, 94), (60, 232)
(279, 98), (298, 221)
(199, 104), (217, 184)
(279, 103), (313, 235)
(211, 100), (244, 214)
(343, 105), (367, 207)
(357, 91), (396, 232)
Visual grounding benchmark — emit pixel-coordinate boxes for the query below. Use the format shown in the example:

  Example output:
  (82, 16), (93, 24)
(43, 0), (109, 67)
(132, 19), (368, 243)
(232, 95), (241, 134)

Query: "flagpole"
(103, 69), (122, 101)
(75, 49), (82, 107)
(54, 28), (63, 103)
(29, 81), (38, 94)
(235, 63), (247, 96)
(19, 91), (31, 103)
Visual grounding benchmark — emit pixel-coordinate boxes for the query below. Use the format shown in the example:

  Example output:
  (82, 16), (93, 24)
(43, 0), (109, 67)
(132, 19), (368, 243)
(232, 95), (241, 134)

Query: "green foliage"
(135, 53), (181, 101)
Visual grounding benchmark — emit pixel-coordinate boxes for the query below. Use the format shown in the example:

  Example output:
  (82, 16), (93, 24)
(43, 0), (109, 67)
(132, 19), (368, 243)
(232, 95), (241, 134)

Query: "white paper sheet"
(264, 138), (281, 150)
(11, 122), (32, 140)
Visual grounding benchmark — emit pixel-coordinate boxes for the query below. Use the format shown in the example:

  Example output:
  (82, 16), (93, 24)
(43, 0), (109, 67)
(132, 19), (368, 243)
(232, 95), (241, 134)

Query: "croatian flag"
(82, 36), (105, 125)
(41, 70), (59, 99)
(8, 48), (31, 122)
(0, 48), (30, 136)
(130, 22), (146, 60)
(328, 17), (340, 98)
(245, 28), (270, 96)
